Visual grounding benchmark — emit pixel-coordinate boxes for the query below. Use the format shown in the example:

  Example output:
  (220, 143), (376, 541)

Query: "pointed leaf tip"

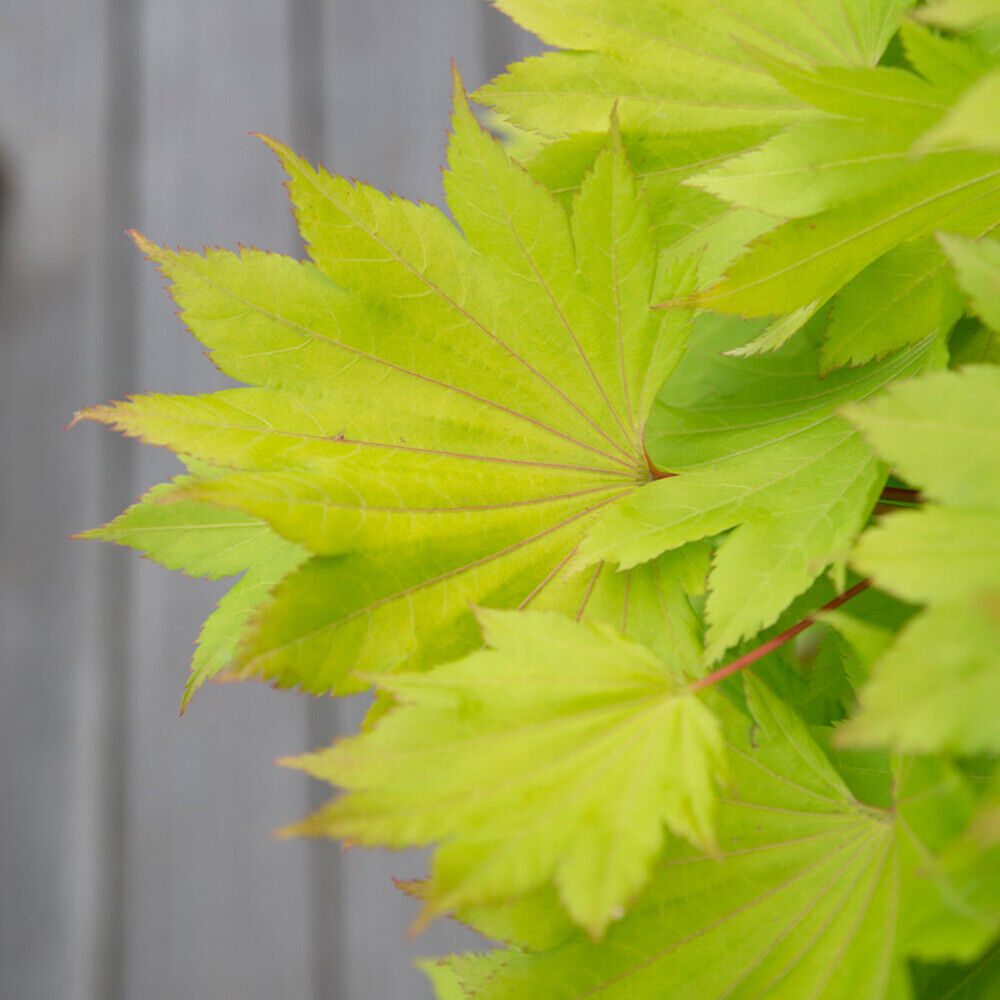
(127, 230), (158, 257)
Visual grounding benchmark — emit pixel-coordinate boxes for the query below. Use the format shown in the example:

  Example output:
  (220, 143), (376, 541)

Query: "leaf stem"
(879, 486), (920, 504)
(688, 580), (871, 693)
(644, 445), (676, 481)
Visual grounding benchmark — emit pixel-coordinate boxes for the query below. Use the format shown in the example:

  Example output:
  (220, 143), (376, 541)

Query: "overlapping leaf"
(281, 609), (727, 938)
(918, 0), (1000, 60)
(839, 366), (1000, 753)
(80, 79), (705, 697)
(481, 0), (909, 136)
(681, 26), (1000, 359)
(576, 314), (939, 661)
(940, 233), (1000, 332)
(919, 0), (1000, 33)
(475, 1), (914, 291)
(435, 677), (991, 1000)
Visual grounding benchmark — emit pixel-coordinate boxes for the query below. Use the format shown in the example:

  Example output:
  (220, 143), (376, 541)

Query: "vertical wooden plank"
(115, 3), (315, 997)
(304, 4), (542, 998)
(285, 4), (350, 996)
(0, 3), (113, 998)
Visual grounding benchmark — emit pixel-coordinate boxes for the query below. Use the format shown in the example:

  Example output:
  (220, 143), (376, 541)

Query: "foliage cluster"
(78, 1), (1000, 995)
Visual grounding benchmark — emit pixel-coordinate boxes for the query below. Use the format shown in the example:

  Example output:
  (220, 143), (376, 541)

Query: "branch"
(688, 579), (871, 693)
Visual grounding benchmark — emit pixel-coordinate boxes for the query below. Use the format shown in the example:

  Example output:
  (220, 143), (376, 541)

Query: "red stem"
(689, 579), (871, 693)
(644, 445), (675, 481)
(879, 486), (920, 503)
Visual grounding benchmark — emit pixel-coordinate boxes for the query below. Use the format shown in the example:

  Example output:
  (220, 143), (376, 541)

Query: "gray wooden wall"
(0, 3), (537, 997)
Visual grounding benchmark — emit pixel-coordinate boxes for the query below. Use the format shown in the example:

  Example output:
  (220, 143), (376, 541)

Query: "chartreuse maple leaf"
(75, 465), (306, 707)
(820, 237), (965, 373)
(480, 0), (909, 136)
(939, 233), (1000, 332)
(934, 765), (1000, 945)
(435, 676), (993, 1000)
(280, 609), (728, 938)
(576, 313), (939, 662)
(79, 77), (706, 697)
(476, 1), (913, 289)
(920, 0), (1000, 33)
(838, 366), (1000, 754)
(914, 0), (1000, 66)
(681, 24), (1000, 360)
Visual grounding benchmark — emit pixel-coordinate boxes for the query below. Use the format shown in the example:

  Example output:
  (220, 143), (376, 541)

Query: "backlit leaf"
(282, 610), (727, 938)
(841, 366), (1000, 753)
(441, 678), (991, 999)
(81, 81), (702, 695)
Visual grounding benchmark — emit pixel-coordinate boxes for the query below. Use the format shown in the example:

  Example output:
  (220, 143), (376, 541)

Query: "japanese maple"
(77, 1), (1000, 996)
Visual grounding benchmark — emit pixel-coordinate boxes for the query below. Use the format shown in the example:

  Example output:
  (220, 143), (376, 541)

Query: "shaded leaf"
(939, 232), (1000, 332)
(578, 315), (937, 660)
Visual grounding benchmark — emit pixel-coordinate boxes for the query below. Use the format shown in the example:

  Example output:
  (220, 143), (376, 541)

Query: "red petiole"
(688, 579), (871, 693)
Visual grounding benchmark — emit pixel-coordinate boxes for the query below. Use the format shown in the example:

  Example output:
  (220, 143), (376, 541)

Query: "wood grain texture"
(0, 2), (539, 998)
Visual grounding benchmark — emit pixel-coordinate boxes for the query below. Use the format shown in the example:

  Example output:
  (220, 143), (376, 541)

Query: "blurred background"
(0, 2), (538, 998)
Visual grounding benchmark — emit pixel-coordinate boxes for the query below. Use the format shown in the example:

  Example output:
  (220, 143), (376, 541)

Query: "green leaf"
(479, 0), (908, 137)
(679, 46), (1000, 357)
(687, 119), (919, 219)
(477, 1), (916, 294)
(76, 471), (307, 706)
(938, 769), (1000, 932)
(280, 609), (727, 939)
(939, 233), (1000, 332)
(850, 506), (999, 605)
(839, 598), (1000, 754)
(578, 315), (936, 661)
(78, 474), (288, 580)
(919, 0), (1000, 32)
(840, 366), (1000, 754)
(442, 678), (990, 999)
(950, 317), (1000, 364)
(418, 958), (466, 1000)
(83, 82), (705, 697)
(913, 944), (1000, 1000)
(901, 20), (996, 95)
(186, 549), (305, 706)
(415, 881), (576, 952)
(821, 239), (964, 371)
(920, 68), (1000, 152)
(843, 365), (1000, 507)
(684, 27), (992, 228)
(685, 150), (1000, 320)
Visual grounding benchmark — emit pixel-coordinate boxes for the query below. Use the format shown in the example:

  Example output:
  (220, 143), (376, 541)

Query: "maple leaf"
(576, 313), (939, 662)
(680, 27), (1000, 359)
(480, 0), (909, 137)
(918, 0), (1000, 33)
(79, 77), (703, 697)
(76, 466), (306, 707)
(819, 238), (964, 373)
(471, 1), (914, 299)
(933, 763), (1000, 949)
(437, 677), (994, 1000)
(939, 233), (1000, 333)
(838, 366), (1000, 754)
(280, 609), (728, 938)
